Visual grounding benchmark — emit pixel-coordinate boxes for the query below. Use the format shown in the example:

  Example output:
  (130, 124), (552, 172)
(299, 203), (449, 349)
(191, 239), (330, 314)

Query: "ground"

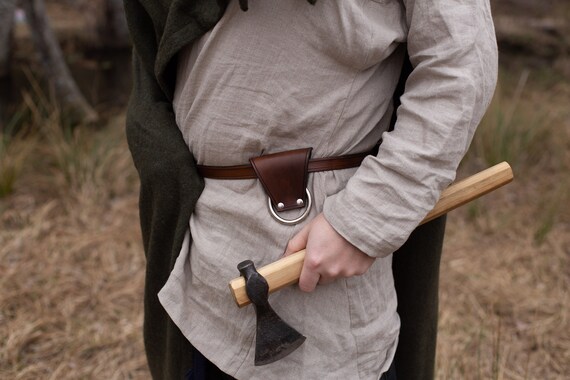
(0, 1), (569, 379)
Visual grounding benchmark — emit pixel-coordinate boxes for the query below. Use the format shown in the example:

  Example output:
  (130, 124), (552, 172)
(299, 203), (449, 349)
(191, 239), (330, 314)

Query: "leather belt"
(197, 146), (379, 180)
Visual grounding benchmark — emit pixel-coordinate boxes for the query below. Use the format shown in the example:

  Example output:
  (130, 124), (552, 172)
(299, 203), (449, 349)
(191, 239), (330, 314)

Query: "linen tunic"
(158, 0), (497, 379)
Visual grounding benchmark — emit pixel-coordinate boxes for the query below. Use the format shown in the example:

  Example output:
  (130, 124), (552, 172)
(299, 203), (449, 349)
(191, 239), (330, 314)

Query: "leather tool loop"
(268, 188), (312, 225)
(250, 148), (312, 213)
(197, 145), (381, 225)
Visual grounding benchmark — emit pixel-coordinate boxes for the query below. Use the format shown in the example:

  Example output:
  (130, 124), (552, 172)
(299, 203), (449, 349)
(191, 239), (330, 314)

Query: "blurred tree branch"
(98, 0), (130, 48)
(0, 0), (18, 77)
(20, 0), (98, 123)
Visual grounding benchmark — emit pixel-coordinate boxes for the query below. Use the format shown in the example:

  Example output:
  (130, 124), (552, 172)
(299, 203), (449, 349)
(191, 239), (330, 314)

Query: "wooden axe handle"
(229, 162), (514, 307)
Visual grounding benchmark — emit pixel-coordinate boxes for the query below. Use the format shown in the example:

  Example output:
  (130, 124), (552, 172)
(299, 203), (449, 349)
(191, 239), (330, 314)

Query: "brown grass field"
(1, 2), (570, 379)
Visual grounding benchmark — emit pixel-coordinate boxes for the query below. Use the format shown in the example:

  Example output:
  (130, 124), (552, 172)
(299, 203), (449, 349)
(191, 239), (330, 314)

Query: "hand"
(284, 213), (375, 292)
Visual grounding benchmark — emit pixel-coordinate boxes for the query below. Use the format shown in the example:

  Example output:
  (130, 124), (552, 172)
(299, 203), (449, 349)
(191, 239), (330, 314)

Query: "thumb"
(283, 223), (311, 256)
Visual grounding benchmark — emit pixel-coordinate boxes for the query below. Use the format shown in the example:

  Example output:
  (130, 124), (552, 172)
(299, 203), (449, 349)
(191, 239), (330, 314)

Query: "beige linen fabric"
(158, 0), (497, 379)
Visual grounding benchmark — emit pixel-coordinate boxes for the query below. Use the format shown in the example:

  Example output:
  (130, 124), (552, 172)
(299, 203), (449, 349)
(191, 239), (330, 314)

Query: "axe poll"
(230, 161), (514, 307)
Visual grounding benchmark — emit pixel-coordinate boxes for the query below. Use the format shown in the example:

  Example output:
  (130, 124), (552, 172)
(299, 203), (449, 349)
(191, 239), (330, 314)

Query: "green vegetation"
(468, 70), (555, 171)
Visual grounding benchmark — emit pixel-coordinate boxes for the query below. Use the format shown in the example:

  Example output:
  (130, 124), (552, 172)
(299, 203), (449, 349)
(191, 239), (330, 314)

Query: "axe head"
(237, 260), (306, 366)
(254, 303), (306, 366)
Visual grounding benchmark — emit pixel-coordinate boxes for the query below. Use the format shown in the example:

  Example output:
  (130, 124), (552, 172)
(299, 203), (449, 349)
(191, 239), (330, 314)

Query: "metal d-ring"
(268, 188), (312, 225)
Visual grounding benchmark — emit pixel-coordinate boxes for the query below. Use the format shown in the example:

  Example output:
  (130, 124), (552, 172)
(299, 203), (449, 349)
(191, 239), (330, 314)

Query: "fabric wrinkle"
(158, 0), (498, 378)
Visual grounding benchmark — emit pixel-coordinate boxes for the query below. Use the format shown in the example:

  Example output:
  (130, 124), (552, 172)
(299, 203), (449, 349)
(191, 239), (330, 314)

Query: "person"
(123, 0), (498, 379)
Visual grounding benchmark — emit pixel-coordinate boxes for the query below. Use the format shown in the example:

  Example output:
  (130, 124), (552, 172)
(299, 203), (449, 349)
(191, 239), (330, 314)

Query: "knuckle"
(305, 256), (322, 271)
(327, 266), (341, 278)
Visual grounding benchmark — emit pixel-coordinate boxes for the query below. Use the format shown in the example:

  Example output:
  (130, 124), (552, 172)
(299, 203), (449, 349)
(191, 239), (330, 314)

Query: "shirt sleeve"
(322, 0), (498, 258)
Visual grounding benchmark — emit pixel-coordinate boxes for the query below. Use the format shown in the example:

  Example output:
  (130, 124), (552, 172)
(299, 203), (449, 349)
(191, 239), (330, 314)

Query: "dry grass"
(436, 69), (570, 379)
(0, 99), (148, 378)
(1, 71), (569, 380)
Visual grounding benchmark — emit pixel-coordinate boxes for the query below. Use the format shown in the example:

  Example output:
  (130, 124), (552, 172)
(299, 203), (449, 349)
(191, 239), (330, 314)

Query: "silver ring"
(268, 188), (312, 225)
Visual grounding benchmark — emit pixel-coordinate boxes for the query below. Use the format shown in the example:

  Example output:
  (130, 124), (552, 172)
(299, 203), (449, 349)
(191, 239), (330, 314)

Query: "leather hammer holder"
(250, 148), (312, 212)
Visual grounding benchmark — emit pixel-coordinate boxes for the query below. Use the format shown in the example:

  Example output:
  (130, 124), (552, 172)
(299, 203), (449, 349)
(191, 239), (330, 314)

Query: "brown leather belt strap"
(197, 146), (379, 180)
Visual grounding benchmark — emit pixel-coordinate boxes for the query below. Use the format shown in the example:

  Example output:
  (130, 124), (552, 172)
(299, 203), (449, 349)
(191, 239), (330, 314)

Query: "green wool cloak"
(123, 1), (446, 379)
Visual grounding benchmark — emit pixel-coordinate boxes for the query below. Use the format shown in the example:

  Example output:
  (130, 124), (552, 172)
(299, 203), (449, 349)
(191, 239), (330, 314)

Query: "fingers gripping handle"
(229, 162), (514, 307)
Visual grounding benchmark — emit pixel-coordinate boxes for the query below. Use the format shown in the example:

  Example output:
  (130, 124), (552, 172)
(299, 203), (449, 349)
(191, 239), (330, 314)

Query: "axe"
(230, 162), (513, 365)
